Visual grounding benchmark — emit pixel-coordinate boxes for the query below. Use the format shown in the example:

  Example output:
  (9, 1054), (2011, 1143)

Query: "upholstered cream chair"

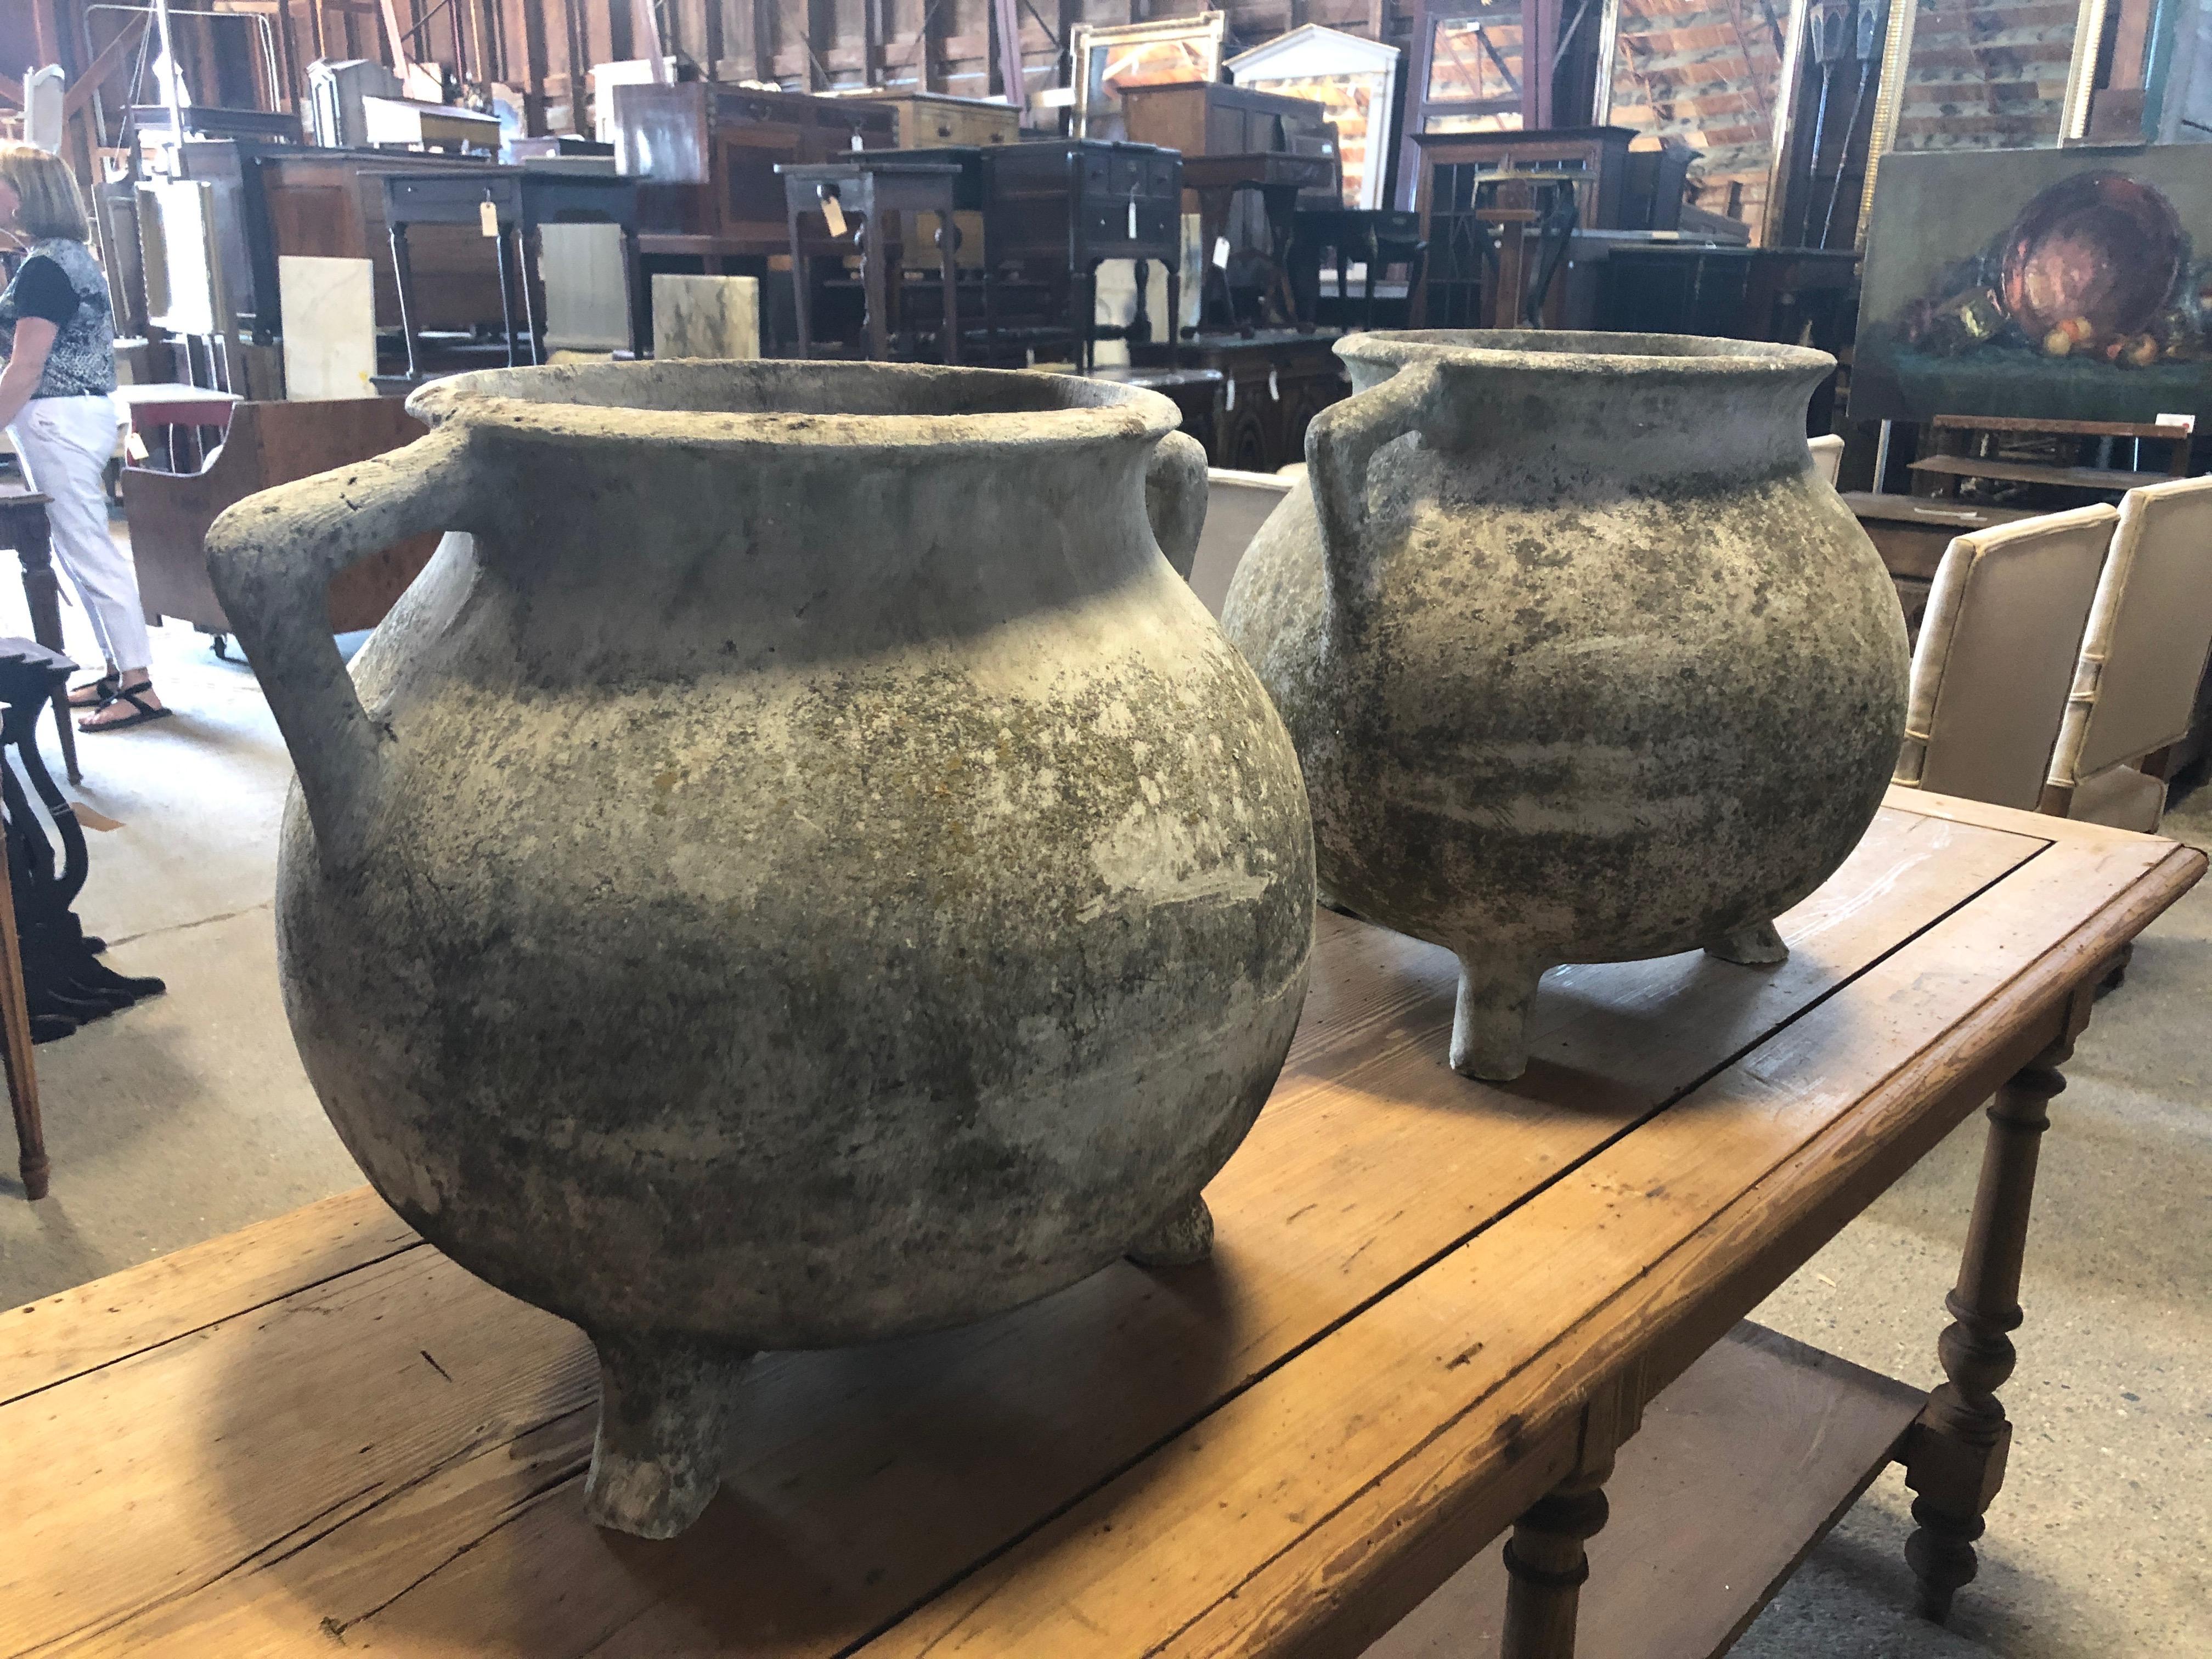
(1192, 469), (1294, 618)
(1893, 504), (2120, 811)
(1809, 433), (1844, 488)
(2036, 476), (2212, 832)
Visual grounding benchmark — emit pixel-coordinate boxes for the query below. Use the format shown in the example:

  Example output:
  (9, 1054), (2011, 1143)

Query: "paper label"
(1225, 379), (1235, 411)
(1268, 369), (1281, 402)
(478, 199), (498, 238)
(2155, 413), (2196, 432)
(1127, 199), (1138, 239)
(821, 195), (849, 239)
(1212, 236), (1230, 270)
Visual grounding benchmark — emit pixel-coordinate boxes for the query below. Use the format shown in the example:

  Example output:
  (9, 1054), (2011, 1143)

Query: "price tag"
(2156, 413), (2197, 432)
(1268, 369), (1280, 402)
(1224, 378), (1236, 411)
(478, 199), (498, 238)
(821, 194), (848, 238)
(1127, 199), (1138, 239)
(1212, 236), (1231, 270)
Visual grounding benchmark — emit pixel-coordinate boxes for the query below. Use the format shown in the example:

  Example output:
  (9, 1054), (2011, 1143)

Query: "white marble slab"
(278, 256), (376, 400)
(651, 274), (761, 362)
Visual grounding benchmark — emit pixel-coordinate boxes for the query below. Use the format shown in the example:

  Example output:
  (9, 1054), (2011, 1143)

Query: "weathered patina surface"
(1223, 331), (1906, 1082)
(209, 360), (1314, 1538)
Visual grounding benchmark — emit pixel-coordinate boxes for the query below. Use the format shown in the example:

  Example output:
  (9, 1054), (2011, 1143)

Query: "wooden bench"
(0, 789), (2197, 1657)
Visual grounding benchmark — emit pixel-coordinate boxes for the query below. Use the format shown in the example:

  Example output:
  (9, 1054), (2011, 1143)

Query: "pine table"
(2, 788), (2199, 1658)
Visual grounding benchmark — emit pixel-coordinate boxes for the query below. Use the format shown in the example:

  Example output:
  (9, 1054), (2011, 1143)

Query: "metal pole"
(151, 0), (185, 177)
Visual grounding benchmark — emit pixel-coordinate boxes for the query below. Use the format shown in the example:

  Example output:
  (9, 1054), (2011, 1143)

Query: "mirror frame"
(1069, 12), (1230, 140)
(1856, 0), (2113, 247)
(1589, 0), (1813, 246)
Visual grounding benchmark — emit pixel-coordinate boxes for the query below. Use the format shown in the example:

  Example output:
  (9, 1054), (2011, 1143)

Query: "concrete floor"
(0, 571), (2205, 1656)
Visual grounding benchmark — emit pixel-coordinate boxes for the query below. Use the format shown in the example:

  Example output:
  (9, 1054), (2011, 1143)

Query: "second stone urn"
(207, 360), (1313, 1539)
(1222, 331), (1908, 1082)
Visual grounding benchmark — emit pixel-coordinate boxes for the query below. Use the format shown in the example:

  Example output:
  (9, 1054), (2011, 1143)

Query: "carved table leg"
(1904, 1028), (2073, 1622)
(1500, 1452), (1614, 1659)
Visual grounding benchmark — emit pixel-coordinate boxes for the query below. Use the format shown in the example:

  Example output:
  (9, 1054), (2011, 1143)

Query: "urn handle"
(1144, 430), (1210, 582)
(1307, 359), (1444, 610)
(207, 424), (482, 871)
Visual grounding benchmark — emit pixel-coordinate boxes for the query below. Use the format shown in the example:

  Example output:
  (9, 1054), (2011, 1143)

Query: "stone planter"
(207, 360), (1314, 1538)
(1222, 330), (1906, 1082)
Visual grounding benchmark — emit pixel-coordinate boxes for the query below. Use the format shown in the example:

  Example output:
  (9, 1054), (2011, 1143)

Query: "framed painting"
(1853, 144), (2212, 425)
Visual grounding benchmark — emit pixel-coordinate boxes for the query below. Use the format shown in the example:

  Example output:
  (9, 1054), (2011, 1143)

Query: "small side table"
(0, 493), (80, 787)
(1290, 207), (1424, 330)
(1183, 153), (1340, 332)
(382, 172), (536, 382)
(777, 161), (966, 364)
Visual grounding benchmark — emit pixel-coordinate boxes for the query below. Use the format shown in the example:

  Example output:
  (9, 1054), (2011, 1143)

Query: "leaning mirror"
(1592, 0), (1812, 244)
(1856, 0), (2106, 244)
(1070, 13), (1229, 140)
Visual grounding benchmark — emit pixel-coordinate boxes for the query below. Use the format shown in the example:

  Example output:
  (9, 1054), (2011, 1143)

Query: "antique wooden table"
(1, 789), (2198, 1657)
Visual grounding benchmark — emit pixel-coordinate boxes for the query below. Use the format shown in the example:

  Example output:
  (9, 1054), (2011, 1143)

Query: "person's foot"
(78, 678), (171, 732)
(67, 675), (118, 708)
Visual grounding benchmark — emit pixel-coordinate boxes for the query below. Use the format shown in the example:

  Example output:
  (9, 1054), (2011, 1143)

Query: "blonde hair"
(0, 144), (91, 243)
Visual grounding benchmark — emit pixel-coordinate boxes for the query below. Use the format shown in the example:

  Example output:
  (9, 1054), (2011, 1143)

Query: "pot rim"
(405, 358), (1180, 451)
(1336, 329), (1835, 380)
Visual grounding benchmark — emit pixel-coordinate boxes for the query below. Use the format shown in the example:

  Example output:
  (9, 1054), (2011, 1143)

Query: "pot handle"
(1144, 430), (1209, 582)
(207, 424), (481, 871)
(1307, 359), (1443, 610)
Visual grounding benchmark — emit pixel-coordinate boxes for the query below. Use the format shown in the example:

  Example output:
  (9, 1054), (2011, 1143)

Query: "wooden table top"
(1, 789), (2198, 1657)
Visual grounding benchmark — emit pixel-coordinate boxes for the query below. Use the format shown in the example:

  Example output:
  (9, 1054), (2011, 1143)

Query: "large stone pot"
(1221, 330), (1906, 1082)
(207, 359), (1314, 1538)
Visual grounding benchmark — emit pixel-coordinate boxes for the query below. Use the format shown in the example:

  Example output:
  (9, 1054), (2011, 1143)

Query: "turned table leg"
(1904, 1029), (2073, 1622)
(1500, 1452), (1614, 1658)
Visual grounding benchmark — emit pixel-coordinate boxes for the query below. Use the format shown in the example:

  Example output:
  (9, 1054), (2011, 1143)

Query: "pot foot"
(1706, 919), (1788, 967)
(1127, 1195), (1215, 1267)
(583, 1333), (754, 1539)
(1451, 958), (1542, 1083)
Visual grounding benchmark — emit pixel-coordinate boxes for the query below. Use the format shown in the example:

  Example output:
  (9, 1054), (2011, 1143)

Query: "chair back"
(1191, 469), (1294, 618)
(1894, 503), (2119, 810)
(2043, 475), (2212, 802)
(1808, 433), (1843, 488)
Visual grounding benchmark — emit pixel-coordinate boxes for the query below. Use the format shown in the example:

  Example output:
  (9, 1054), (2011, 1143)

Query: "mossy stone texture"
(208, 360), (1315, 1538)
(1222, 331), (1908, 1082)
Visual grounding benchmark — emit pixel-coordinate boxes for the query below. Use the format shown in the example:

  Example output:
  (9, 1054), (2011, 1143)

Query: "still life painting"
(1855, 145), (2212, 425)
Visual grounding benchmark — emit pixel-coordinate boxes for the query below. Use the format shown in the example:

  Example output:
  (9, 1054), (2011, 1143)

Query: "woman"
(0, 144), (167, 731)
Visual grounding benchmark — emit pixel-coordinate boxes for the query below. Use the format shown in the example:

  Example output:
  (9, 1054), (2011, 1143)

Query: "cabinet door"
(720, 129), (805, 238)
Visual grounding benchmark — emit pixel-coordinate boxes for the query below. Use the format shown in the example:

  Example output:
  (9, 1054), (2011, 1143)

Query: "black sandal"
(79, 685), (173, 732)
(67, 675), (119, 708)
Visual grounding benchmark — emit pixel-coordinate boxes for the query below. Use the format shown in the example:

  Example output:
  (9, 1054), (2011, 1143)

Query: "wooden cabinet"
(1130, 329), (1347, 472)
(986, 142), (1184, 371)
(1412, 126), (1634, 328)
(836, 91), (1019, 149)
(611, 83), (896, 255)
(1120, 82), (1341, 210)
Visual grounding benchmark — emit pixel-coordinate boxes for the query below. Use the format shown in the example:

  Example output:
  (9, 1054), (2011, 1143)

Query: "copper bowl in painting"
(1999, 171), (2185, 340)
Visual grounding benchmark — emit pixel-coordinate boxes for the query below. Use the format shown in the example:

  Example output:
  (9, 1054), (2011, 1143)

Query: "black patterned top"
(0, 238), (118, 400)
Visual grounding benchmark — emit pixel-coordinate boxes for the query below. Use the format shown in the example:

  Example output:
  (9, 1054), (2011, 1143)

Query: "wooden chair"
(1192, 467), (1293, 619)
(2038, 476), (2212, 832)
(1809, 433), (1843, 488)
(1893, 504), (2120, 812)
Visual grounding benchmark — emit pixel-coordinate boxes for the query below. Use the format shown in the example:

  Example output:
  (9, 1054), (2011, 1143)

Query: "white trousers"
(7, 393), (152, 675)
